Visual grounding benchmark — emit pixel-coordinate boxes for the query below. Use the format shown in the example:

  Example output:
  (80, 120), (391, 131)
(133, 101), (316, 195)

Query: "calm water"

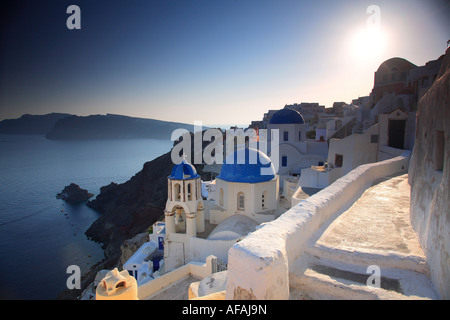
(0, 134), (172, 299)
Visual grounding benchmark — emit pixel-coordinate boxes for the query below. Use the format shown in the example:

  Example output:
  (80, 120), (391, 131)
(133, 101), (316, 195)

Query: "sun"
(349, 26), (389, 62)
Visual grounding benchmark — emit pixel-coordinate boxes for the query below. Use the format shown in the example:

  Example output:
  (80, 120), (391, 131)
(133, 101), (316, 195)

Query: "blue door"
(153, 259), (160, 271)
(282, 155), (287, 167)
(158, 237), (164, 250)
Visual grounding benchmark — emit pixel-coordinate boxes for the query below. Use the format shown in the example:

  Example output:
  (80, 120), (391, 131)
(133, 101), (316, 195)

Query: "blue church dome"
(269, 108), (305, 124)
(218, 148), (276, 183)
(169, 159), (200, 180)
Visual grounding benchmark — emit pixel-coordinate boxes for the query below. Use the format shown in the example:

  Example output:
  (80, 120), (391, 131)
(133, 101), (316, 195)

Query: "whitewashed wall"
(138, 256), (217, 300)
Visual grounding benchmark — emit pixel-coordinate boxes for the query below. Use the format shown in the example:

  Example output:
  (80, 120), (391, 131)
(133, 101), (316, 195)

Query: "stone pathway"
(316, 173), (424, 257)
(146, 275), (198, 300)
(290, 173), (439, 299)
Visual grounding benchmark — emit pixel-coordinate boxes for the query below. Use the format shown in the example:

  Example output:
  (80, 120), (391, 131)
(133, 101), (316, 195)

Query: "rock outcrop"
(409, 47), (450, 299)
(57, 183), (94, 203)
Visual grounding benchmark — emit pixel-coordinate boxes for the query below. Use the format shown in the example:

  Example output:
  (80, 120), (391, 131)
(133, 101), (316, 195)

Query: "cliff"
(46, 113), (196, 140)
(85, 150), (175, 251)
(0, 113), (71, 135)
(409, 47), (450, 299)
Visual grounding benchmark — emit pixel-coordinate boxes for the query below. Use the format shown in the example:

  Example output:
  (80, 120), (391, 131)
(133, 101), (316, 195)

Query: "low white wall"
(293, 167), (342, 205)
(378, 145), (405, 161)
(226, 151), (411, 300)
(138, 256), (215, 300)
(282, 177), (299, 202)
(190, 237), (239, 262)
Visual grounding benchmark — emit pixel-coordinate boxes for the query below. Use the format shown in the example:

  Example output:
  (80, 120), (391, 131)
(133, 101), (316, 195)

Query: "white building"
(210, 148), (279, 225)
(163, 148), (282, 270)
(123, 242), (163, 285)
(296, 108), (410, 191)
(266, 108), (328, 177)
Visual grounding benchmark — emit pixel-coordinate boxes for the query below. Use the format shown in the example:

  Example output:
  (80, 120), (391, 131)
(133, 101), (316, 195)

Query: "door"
(388, 119), (406, 149)
(168, 241), (185, 269)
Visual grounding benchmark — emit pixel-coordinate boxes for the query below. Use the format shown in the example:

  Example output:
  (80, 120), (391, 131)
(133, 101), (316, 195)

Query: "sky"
(0, 0), (449, 126)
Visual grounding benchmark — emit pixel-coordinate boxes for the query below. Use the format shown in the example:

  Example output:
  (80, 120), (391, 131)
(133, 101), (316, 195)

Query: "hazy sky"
(0, 0), (449, 125)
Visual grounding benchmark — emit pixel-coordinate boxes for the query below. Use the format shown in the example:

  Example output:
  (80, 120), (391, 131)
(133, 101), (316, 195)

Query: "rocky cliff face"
(409, 47), (450, 299)
(118, 232), (149, 269)
(85, 150), (174, 252)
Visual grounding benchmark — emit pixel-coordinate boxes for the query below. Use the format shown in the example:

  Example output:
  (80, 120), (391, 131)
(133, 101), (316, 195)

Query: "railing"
(211, 257), (227, 274)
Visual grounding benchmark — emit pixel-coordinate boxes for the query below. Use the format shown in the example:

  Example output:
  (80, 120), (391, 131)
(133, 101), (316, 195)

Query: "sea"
(0, 134), (173, 299)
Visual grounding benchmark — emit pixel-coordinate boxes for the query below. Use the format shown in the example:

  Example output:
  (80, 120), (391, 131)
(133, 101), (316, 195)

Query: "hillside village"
(87, 48), (449, 300)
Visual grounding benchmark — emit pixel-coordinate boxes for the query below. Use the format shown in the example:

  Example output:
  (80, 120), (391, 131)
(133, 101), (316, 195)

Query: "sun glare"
(349, 26), (389, 62)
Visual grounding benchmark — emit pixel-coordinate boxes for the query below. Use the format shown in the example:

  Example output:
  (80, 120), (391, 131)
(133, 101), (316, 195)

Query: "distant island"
(0, 113), (71, 135)
(0, 113), (196, 140)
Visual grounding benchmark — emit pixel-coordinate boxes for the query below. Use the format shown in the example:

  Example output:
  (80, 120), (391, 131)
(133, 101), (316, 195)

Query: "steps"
(288, 173), (439, 300)
(289, 249), (439, 300)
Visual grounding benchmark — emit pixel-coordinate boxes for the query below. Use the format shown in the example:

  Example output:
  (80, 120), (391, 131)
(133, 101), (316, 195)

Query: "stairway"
(288, 174), (439, 300)
(289, 247), (438, 300)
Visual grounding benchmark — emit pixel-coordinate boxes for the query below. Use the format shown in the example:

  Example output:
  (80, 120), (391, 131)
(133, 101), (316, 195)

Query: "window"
(237, 192), (245, 210)
(371, 135), (379, 143)
(283, 131), (289, 141)
(219, 188), (224, 206)
(401, 72), (406, 81)
(174, 183), (181, 201)
(187, 183), (192, 201)
(262, 193), (265, 209)
(282, 155), (287, 167)
(391, 68), (399, 81)
(262, 191), (268, 210)
(435, 130), (444, 171)
(335, 154), (343, 168)
(298, 130), (302, 141)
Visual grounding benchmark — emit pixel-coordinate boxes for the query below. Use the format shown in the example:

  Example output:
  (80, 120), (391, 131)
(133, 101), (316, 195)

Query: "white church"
(266, 107), (328, 177)
(162, 146), (283, 271)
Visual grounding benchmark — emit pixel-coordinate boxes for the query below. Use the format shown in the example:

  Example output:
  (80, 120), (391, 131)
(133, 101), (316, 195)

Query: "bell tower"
(165, 156), (204, 237)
